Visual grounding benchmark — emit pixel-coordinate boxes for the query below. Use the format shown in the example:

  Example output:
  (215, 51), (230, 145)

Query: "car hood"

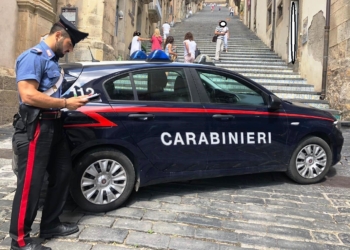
(282, 100), (336, 121)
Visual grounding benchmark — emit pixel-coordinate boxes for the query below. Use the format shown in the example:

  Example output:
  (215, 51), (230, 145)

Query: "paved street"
(0, 123), (349, 250)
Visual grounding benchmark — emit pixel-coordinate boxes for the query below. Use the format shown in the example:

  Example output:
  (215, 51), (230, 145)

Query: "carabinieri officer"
(10, 15), (89, 250)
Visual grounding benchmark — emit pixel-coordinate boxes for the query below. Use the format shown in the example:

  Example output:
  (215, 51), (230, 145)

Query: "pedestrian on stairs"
(214, 20), (227, 62)
(150, 28), (163, 51)
(229, 7), (234, 16)
(162, 21), (171, 40)
(130, 31), (151, 57)
(183, 32), (197, 63)
(164, 36), (178, 62)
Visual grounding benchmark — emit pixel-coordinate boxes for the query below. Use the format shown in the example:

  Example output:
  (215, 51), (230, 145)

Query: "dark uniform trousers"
(10, 117), (72, 248)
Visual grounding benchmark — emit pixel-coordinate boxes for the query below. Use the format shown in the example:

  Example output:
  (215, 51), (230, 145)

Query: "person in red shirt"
(150, 28), (163, 51)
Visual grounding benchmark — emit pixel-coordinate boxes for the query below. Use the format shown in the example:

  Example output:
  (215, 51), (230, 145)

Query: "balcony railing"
(148, 0), (162, 23)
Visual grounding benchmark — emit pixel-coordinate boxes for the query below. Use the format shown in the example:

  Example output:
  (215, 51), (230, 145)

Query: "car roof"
(61, 61), (217, 69)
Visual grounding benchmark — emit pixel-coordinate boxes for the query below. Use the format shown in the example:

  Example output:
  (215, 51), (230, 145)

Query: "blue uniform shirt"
(16, 41), (62, 104)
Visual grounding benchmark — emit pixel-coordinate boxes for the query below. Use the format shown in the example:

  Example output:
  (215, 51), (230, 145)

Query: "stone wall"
(0, 68), (17, 126)
(0, 0), (55, 126)
(327, 0), (350, 120)
(0, 1), (18, 69)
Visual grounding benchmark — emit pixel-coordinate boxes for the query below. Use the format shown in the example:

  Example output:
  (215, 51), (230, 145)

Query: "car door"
(191, 68), (289, 172)
(105, 67), (209, 176)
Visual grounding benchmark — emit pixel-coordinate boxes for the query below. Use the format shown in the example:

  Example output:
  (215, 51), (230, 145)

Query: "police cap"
(56, 14), (89, 47)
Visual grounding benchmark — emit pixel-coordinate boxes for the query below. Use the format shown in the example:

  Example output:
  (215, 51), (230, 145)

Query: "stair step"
(168, 7), (341, 119)
(192, 47), (272, 51)
(241, 73), (303, 79)
(219, 64), (289, 69)
(172, 44), (270, 48)
(284, 99), (330, 110)
(252, 78), (307, 84)
(274, 92), (320, 100)
(178, 57), (285, 62)
(215, 61), (288, 66)
(260, 84), (315, 92)
(191, 49), (279, 57)
(178, 53), (280, 58)
(225, 68), (294, 74)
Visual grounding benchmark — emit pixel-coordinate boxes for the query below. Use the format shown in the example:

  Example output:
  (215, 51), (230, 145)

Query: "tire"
(70, 148), (135, 213)
(287, 136), (332, 184)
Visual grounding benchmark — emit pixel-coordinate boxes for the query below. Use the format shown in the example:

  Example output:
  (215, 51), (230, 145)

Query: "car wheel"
(287, 136), (332, 184)
(70, 148), (135, 213)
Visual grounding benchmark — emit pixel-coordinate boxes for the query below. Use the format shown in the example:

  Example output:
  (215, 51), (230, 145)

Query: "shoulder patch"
(30, 48), (43, 55)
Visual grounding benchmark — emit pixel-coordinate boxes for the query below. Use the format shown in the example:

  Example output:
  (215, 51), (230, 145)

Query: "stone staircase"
(162, 7), (340, 119)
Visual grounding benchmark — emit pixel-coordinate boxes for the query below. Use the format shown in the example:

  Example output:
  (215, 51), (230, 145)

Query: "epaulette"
(30, 48), (43, 55)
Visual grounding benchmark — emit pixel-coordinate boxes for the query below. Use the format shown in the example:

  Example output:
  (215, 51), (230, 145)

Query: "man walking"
(162, 21), (171, 40)
(10, 14), (89, 250)
(214, 20), (227, 62)
(229, 6), (234, 16)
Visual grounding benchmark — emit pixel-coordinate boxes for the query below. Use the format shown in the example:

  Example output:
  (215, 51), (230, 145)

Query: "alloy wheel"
(80, 159), (127, 205)
(295, 144), (327, 179)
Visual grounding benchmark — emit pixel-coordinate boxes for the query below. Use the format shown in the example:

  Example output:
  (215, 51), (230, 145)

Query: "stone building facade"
(0, 0), (203, 126)
(327, 0), (350, 120)
(243, 0), (327, 92)
(242, 0), (350, 120)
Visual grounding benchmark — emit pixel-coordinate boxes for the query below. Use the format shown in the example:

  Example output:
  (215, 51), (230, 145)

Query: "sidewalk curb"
(340, 121), (350, 127)
(0, 123), (12, 129)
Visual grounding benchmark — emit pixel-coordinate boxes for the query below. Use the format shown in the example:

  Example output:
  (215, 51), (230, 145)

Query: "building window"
(276, 1), (283, 26)
(277, 1), (283, 20)
(267, 4), (272, 27)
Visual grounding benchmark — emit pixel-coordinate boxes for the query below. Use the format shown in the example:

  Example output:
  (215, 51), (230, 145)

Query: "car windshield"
(200, 72), (259, 95)
(198, 71), (266, 106)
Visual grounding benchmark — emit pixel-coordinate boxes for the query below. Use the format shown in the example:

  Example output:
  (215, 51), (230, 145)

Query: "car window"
(132, 69), (191, 102)
(196, 70), (266, 106)
(104, 74), (134, 100)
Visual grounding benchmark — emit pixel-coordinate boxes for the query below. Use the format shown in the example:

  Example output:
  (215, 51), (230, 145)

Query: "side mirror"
(268, 94), (282, 110)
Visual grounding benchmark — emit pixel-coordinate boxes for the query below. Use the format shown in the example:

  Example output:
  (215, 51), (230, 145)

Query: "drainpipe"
(320, 0), (331, 100)
(271, 0), (276, 51)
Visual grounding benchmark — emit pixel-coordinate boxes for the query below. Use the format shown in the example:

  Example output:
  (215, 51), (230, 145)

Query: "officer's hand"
(66, 96), (89, 110)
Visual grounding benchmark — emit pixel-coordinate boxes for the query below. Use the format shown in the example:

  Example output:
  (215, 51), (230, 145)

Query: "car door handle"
(128, 113), (155, 121)
(212, 114), (235, 120)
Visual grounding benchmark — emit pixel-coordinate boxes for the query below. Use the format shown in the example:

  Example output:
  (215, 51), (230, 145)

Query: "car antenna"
(88, 46), (100, 62)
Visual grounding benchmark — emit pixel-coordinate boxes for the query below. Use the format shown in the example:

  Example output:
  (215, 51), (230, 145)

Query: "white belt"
(43, 69), (64, 96)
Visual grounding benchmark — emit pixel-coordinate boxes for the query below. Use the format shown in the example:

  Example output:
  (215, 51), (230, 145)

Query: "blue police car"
(61, 51), (344, 212)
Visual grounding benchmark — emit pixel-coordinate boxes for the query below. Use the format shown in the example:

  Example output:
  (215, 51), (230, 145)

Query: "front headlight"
(333, 120), (342, 131)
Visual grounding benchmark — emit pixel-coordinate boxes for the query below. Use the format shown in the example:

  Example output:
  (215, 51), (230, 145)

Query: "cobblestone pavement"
(0, 123), (349, 250)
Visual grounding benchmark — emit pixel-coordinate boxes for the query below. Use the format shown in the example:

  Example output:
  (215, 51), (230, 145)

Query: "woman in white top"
(130, 31), (150, 56)
(183, 32), (197, 63)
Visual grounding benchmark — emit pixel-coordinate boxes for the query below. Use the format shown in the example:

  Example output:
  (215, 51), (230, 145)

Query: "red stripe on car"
(65, 106), (334, 128)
